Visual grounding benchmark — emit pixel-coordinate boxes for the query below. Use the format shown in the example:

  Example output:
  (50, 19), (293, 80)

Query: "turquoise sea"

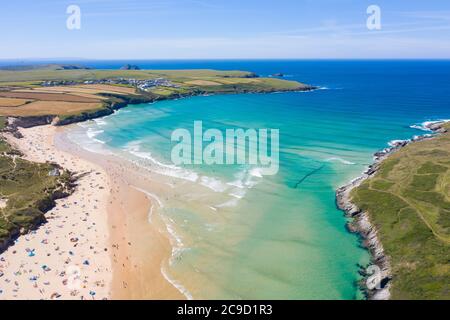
(65, 60), (450, 299)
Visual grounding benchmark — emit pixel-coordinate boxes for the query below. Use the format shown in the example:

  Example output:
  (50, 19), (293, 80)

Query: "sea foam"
(199, 176), (228, 193)
(410, 119), (450, 131)
(325, 157), (355, 165)
(161, 266), (193, 300)
(124, 140), (199, 182)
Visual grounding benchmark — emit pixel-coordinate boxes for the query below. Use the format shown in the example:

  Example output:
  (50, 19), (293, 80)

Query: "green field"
(0, 66), (280, 85)
(351, 123), (450, 299)
(0, 67), (307, 93)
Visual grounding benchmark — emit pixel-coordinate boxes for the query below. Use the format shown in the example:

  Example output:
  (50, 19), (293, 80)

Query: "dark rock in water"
(120, 64), (140, 70)
(58, 65), (91, 70)
(272, 73), (284, 77)
(389, 140), (409, 148)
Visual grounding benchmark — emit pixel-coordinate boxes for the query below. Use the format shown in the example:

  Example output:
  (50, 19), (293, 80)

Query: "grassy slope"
(0, 118), (72, 251)
(351, 123), (450, 299)
(0, 116), (6, 130)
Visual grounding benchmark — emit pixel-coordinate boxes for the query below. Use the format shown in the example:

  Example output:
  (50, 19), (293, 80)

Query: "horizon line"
(1, 57), (450, 62)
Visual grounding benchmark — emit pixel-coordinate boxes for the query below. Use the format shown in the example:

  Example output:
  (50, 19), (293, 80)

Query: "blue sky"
(1, 0), (450, 59)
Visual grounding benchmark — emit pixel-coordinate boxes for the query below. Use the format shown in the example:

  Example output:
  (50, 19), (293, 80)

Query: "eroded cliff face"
(336, 162), (392, 300)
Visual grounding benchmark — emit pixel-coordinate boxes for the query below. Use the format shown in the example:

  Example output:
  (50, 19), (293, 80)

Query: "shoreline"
(335, 120), (449, 300)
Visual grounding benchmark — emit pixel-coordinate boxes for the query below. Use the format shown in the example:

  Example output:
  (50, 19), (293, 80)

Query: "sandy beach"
(0, 124), (183, 300)
(0, 125), (112, 299)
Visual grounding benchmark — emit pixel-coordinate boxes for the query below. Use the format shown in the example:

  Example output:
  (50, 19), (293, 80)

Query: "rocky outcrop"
(55, 107), (115, 126)
(120, 64), (140, 70)
(4, 116), (55, 138)
(8, 115), (54, 128)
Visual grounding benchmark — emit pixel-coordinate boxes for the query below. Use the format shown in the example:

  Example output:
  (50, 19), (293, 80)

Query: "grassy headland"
(0, 65), (314, 122)
(350, 123), (450, 299)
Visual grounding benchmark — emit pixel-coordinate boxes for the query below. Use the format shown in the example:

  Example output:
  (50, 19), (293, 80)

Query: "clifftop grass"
(351, 123), (450, 299)
(0, 125), (73, 252)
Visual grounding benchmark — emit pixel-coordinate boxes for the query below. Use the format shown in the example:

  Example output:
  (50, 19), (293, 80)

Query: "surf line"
(132, 186), (164, 207)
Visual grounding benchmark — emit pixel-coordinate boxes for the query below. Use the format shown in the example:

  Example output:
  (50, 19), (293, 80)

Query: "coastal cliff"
(336, 120), (450, 300)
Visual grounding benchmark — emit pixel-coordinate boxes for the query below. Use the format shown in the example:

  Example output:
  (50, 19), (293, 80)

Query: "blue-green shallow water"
(66, 60), (450, 299)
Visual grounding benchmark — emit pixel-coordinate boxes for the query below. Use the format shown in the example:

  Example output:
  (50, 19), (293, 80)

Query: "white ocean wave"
(325, 157), (355, 165)
(216, 198), (239, 208)
(66, 129), (113, 155)
(148, 205), (154, 223)
(231, 168), (262, 187)
(317, 86), (343, 90)
(161, 265), (193, 300)
(229, 188), (246, 199)
(227, 179), (245, 189)
(93, 118), (108, 126)
(133, 186), (164, 208)
(76, 121), (94, 128)
(410, 119), (450, 131)
(124, 140), (199, 182)
(199, 176), (228, 193)
(387, 139), (410, 147)
(410, 124), (428, 131)
(159, 215), (184, 255)
(413, 134), (433, 140)
(86, 128), (106, 144)
(249, 167), (264, 178)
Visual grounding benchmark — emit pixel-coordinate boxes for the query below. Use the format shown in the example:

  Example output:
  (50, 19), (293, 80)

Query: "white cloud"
(5, 32), (448, 59)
